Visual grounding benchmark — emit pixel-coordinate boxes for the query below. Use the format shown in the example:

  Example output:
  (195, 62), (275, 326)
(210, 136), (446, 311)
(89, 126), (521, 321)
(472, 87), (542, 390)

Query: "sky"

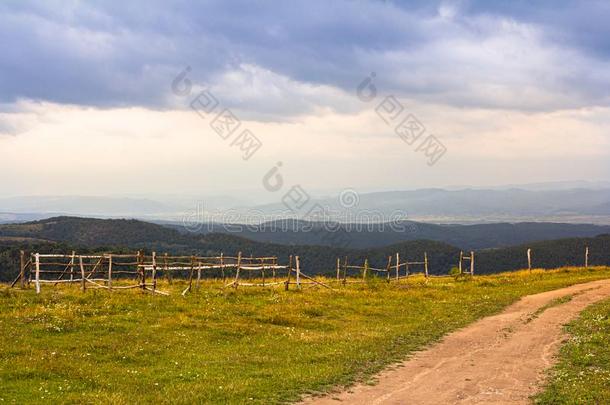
(1, 0), (610, 201)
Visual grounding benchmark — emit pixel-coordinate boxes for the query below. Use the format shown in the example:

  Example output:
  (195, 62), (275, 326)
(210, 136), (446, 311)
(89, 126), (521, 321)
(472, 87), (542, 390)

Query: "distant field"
(2, 268), (610, 404)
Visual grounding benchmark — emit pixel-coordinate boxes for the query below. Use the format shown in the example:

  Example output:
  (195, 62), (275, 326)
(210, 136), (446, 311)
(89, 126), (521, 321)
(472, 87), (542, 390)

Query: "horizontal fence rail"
(8, 245), (596, 295)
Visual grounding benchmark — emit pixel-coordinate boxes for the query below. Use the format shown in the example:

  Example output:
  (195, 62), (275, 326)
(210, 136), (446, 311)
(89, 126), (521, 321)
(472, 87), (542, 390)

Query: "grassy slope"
(1, 268), (610, 404)
(535, 297), (610, 404)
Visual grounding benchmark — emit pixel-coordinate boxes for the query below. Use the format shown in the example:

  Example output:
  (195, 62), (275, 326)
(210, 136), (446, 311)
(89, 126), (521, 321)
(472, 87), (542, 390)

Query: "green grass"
(1, 267), (610, 404)
(535, 296), (610, 404)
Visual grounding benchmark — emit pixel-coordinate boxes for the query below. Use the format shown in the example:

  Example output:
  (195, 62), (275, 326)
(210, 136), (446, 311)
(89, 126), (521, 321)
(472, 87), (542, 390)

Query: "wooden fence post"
(362, 258), (368, 280)
(296, 255), (301, 289)
(142, 252), (147, 290)
(79, 255), (86, 292)
(152, 252), (158, 293)
(527, 248), (532, 272)
(69, 251), (75, 283)
(196, 258), (202, 290)
(285, 255), (292, 290)
(470, 251), (475, 275)
(249, 253), (253, 281)
(187, 255), (195, 291)
(424, 252), (429, 278)
(336, 258), (341, 281)
(180, 256), (195, 296)
(136, 251), (143, 290)
(19, 250), (25, 289)
(459, 251), (463, 274)
(34, 253), (41, 294)
(585, 246), (589, 269)
(233, 252), (242, 289)
(342, 256), (348, 285)
(220, 252), (225, 281)
(108, 254), (113, 291)
(395, 253), (400, 280)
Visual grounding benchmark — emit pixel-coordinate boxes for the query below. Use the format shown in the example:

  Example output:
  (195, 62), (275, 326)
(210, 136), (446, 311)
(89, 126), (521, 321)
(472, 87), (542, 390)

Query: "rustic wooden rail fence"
(9, 245), (596, 295)
(459, 251), (475, 276)
(332, 252), (430, 284)
(13, 251), (286, 295)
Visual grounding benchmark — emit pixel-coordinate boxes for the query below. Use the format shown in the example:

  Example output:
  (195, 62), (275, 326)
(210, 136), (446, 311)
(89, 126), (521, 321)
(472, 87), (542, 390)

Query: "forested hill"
(0, 217), (458, 280)
(0, 217), (609, 282)
(166, 220), (610, 250)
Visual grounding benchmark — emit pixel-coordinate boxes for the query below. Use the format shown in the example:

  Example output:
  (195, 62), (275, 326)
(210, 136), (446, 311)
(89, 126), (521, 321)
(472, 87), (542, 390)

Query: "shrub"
(449, 267), (461, 277)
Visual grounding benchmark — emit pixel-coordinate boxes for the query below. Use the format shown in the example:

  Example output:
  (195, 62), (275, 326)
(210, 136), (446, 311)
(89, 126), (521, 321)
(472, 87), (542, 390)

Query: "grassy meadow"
(1, 267), (610, 404)
(535, 297), (610, 404)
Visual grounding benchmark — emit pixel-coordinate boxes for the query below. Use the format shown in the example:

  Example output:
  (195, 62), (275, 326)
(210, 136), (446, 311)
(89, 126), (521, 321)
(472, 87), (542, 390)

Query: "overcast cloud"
(2, 0), (610, 113)
(0, 0), (609, 197)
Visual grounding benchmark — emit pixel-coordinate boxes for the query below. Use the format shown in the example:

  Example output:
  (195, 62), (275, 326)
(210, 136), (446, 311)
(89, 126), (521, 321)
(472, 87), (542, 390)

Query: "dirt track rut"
(303, 279), (610, 404)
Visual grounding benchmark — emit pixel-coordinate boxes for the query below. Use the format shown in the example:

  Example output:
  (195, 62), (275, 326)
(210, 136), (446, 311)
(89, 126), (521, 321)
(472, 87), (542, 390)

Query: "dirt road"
(303, 278), (610, 404)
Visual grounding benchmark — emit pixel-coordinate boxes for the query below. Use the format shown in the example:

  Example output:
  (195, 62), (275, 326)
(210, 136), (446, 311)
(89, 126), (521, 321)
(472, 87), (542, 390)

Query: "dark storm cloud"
(0, 0), (609, 113)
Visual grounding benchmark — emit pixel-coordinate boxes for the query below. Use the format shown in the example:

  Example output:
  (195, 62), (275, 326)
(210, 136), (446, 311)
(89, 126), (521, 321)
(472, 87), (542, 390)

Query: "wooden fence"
(333, 252), (429, 284)
(9, 245), (596, 295)
(459, 251), (475, 276)
(16, 251), (285, 295)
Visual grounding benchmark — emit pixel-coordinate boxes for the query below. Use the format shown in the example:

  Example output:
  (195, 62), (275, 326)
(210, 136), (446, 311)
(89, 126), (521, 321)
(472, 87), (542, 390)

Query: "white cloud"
(358, 12), (610, 111)
(3, 1), (610, 113)
(205, 63), (361, 121)
(1, 99), (609, 196)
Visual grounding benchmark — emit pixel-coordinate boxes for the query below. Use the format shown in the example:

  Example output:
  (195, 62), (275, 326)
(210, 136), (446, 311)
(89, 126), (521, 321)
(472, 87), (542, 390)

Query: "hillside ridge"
(1, 217), (609, 281)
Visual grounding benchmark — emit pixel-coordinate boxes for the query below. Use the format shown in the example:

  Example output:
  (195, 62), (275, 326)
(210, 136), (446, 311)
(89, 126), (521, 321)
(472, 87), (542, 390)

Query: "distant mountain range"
(2, 184), (610, 225)
(165, 220), (610, 250)
(0, 196), (176, 217)
(247, 188), (610, 224)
